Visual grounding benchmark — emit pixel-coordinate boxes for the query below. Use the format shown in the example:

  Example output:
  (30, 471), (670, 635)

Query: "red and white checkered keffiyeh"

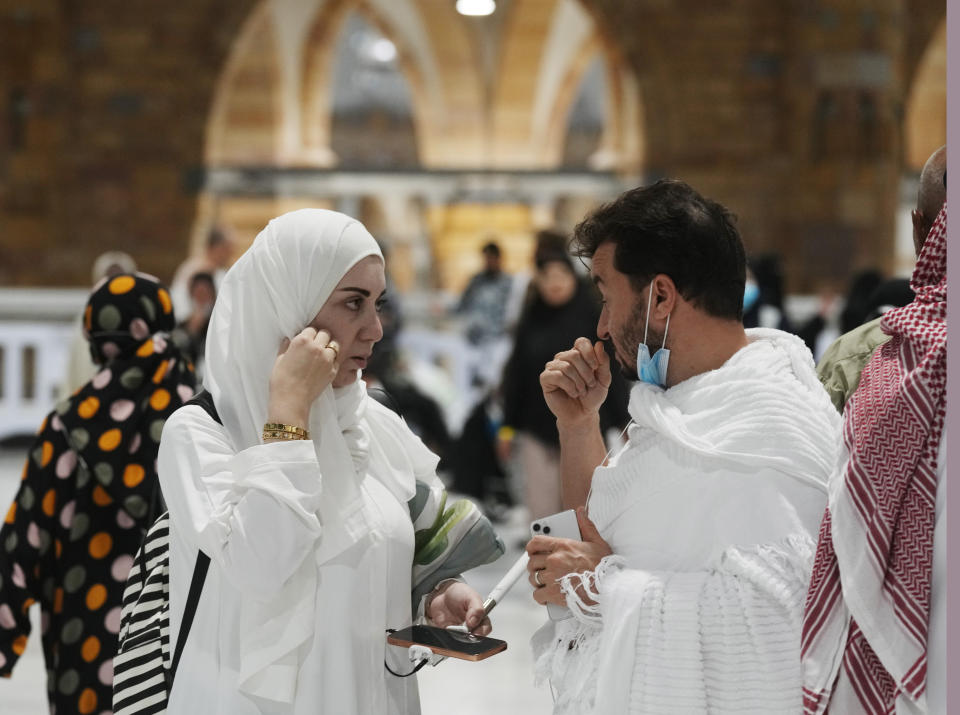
(801, 203), (947, 714)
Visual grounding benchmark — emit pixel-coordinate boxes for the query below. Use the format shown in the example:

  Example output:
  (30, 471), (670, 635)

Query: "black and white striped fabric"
(113, 512), (175, 714)
(113, 512), (210, 714)
(113, 391), (218, 714)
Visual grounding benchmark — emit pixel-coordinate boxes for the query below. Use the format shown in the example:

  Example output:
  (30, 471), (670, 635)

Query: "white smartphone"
(530, 509), (582, 620)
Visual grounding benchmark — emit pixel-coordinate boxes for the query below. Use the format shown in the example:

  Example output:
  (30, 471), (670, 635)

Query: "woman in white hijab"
(157, 209), (503, 714)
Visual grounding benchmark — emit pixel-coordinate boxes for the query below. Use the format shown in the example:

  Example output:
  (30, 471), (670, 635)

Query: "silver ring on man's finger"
(534, 569), (544, 587)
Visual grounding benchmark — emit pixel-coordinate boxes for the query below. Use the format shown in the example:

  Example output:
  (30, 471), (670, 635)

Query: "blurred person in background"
(817, 145), (945, 413)
(860, 277), (914, 323)
(170, 225), (235, 321)
(742, 253), (794, 332)
(498, 238), (628, 520)
(60, 251), (138, 398)
(359, 241), (453, 469)
(0, 274), (195, 714)
(171, 271), (217, 383)
(447, 393), (513, 520)
(362, 347), (453, 472)
(838, 269), (884, 335)
(454, 240), (514, 392)
(795, 269), (883, 361)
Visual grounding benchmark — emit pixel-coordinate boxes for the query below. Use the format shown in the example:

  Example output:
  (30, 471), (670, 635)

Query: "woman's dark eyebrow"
(337, 287), (387, 299)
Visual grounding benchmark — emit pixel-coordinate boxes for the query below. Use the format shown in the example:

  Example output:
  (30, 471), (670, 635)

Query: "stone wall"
(588, 0), (944, 290)
(0, 0), (256, 286)
(0, 0), (945, 291)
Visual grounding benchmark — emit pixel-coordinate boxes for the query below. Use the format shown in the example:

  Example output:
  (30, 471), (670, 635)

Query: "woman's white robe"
(153, 208), (503, 714)
(534, 328), (841, 714)
(161, 401), (427, 714)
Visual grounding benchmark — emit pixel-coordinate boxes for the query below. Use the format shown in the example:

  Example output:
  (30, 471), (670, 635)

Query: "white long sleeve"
(160, 401), (425, 714)
(158, 405), (325, 601)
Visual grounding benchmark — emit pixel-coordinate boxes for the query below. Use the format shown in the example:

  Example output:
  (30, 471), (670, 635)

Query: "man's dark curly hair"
(572, 179), (747, 320)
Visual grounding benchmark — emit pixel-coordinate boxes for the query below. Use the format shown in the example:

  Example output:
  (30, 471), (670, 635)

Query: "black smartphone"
(386, 625), (507, 662)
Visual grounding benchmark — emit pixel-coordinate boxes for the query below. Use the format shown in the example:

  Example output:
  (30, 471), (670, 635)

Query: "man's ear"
(910, 209), (923, 233)
(650, 274), (677, 318)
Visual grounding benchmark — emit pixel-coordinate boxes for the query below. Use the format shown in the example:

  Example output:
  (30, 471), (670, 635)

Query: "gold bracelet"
(262, 430), (309, 442)
(262, 423), (309, 439)
(262, 431), (307, 442)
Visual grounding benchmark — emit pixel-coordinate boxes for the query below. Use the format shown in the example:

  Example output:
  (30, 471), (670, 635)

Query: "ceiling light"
(369, 38), (397, 63)
(456, 0), (496, 17)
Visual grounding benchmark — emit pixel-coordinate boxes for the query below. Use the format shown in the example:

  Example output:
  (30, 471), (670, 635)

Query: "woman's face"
(308, 255), (386, 387)
(537, 261), (578, 307)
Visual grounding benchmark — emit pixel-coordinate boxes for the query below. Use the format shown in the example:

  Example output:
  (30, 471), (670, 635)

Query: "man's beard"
(613, 297), (665, 381)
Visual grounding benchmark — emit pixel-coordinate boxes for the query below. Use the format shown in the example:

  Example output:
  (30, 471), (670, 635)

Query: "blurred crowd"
(33, 174), (936, 534)
(0, 144), (946, 715)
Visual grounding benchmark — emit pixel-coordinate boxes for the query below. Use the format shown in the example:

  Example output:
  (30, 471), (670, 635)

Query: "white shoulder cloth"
(535, 328), (841, 714)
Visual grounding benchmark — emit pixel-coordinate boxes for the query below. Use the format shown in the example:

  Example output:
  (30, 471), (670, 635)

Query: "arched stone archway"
(193, 0), (648, 293)
(904, 17), (945, 171)
(203, 0), (645, 175)
(300, 0), (438, 167)
(891, 15), (946, 277)
(26, 0), (927, 296)
(205, 2), (282, 167)
(490, 0), (644, 171)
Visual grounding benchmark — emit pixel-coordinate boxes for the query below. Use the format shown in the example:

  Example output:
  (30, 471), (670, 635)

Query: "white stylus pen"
(446, 551), (530, 633)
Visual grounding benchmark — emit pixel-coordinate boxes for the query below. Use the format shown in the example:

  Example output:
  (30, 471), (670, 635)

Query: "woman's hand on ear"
(267, 327), (340, 429)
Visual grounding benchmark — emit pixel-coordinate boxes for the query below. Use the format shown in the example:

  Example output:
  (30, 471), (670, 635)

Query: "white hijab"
(205, 208), (381, 449)
(203, 208), (385, 702)
(206, 208), (382, 537)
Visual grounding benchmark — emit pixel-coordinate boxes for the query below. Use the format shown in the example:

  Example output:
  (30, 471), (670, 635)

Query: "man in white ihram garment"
(524, 180), (841, 714)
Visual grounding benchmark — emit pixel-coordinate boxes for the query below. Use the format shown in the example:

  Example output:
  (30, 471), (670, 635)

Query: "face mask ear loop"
(661, 312), (670, 350)
(642, 281), (654, 344)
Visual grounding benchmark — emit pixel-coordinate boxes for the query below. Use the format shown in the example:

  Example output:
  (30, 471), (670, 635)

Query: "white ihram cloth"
(159, 209), (432, 714)
(533, 328), (841, 714)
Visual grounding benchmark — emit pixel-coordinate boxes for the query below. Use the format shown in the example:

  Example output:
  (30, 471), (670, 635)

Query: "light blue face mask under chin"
(635, 282), (671, 388)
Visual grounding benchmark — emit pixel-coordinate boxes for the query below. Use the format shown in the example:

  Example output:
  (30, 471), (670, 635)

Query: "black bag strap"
(146, 390), (221, 525)
(185, 389), (221, 423)
(367, 386), (402, 418)
(170, 551), (210, 682)
(168, 389), (220, 685)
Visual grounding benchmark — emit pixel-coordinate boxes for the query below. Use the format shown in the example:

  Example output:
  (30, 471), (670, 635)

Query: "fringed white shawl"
(533, 329), (841, 714)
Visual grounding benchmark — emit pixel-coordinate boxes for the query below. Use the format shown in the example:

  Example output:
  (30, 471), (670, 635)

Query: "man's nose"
(597, 307), (610, 339)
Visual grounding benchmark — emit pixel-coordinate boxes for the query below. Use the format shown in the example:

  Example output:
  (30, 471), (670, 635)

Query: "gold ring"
(534, 569), (544, 587)
(326, 340), (340, 359)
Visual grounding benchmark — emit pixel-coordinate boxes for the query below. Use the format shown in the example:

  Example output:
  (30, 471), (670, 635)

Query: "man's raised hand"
(540, 338), (612, 426)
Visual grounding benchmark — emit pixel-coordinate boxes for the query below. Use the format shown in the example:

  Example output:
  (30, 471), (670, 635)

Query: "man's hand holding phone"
(526, 507), (613, 612)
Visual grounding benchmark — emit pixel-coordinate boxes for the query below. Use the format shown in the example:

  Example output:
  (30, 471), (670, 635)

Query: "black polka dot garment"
(0, 274), (196, 714)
